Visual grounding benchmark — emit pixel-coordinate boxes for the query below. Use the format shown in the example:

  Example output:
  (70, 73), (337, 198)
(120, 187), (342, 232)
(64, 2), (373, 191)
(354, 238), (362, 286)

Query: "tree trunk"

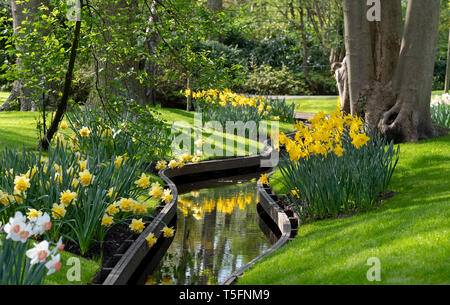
(39, 7), (82, 150)
(299, 6), (309, 77)
(445, 29), (450, 93)
(95, 0), (158, 108)
(208, 0), (222, 12)
(342, 0), (441, 143)
(1, 0), (41, 111)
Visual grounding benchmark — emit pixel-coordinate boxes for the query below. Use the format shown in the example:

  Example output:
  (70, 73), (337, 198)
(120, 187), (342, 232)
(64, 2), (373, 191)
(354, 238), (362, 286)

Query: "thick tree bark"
(341, 0), (441, 142)
(343, 0), (374, 116)
(208, 0), (222, 12)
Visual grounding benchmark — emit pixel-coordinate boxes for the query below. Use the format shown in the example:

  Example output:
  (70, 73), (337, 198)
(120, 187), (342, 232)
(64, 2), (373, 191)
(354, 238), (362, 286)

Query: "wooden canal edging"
(100, 135), (280, 285)
(101, 167), (179, 285)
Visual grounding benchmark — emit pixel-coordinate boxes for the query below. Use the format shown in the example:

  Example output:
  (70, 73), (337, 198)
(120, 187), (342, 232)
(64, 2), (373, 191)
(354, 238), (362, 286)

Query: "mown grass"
(0, 92), (8, 102)
(287, 96), (338, 114)
(0, 111), (43, 150)
(287, 91), (444, 115)
(45, 251), (101, 285)
(238, 135), (450, 285)
(0, 105), (294, 157)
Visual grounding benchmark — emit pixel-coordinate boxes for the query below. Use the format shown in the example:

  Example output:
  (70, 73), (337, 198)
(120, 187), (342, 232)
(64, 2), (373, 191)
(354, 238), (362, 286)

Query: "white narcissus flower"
(3, 211), (32, 243)
(26, 240), (50, 265)
(33, 213), (52, 235)
(45, 254), (62, 275)
(56, 237), (65, 252)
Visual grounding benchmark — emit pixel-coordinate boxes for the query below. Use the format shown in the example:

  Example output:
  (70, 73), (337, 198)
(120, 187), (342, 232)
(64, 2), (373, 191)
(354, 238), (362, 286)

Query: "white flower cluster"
(1, 211), (64, 275)
(431, 93), (450, 107)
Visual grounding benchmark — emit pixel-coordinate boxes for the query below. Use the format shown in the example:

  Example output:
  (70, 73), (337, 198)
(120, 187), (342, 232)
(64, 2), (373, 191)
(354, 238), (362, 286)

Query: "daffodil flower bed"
(0, 111), (175, 262)
(186, 89), (294, 127)
(272, 110), (399, 222)
(430, 93), (450, 128)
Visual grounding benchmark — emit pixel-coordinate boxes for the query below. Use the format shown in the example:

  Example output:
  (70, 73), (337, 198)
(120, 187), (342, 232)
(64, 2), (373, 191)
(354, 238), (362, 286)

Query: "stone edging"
(220, 172), (298, 285)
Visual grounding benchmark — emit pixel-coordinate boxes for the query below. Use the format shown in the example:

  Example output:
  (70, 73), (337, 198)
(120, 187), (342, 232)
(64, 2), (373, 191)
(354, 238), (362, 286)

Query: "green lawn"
(45, 251), (101, 285)
(0, 111), (43, 150)
(287, 90), (445, 115)
(238, 135), (450, 285)
(0, 104), (294, 156)
(0, 91), (8, 102)
(287, 96), (338, 114)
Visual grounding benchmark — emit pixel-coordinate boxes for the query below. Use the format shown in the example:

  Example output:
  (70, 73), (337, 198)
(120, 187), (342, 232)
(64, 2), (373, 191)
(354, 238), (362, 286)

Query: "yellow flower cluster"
(156, 151), (202, 171)
(187, 88), (271, 113)
(101, 197), (150, 228)
(280, 110), (370, 162)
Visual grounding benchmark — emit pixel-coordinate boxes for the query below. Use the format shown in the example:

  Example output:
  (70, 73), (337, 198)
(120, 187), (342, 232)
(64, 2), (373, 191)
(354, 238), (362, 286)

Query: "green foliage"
(0, 3), (12, 90)
(239, 65), (338, 96)
(242, 65), (310, 95)
(264, 98), (295, 123)
(64, 104), (172, 162)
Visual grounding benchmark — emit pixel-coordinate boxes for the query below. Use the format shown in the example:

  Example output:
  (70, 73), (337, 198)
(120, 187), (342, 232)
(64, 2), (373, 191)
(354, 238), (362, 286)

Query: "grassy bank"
(238, 135), (450, 284)
(0, 107), (293, 155)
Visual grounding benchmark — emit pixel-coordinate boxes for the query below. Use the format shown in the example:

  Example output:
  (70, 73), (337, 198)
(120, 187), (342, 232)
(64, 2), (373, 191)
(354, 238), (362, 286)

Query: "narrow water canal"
(146, 175), (277, 285)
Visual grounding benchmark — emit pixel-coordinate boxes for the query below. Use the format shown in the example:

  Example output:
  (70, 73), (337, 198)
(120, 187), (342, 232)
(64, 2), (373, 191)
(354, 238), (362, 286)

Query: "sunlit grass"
(45, 251), (100, 285)
(0, 111), (42, 150)
(287, 96), (338, 114)
(0, 91), (8, 102)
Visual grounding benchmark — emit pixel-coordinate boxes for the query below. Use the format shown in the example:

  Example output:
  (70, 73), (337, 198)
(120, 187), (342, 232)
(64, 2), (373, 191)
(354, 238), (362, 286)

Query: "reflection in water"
(148, 181), (274, 285)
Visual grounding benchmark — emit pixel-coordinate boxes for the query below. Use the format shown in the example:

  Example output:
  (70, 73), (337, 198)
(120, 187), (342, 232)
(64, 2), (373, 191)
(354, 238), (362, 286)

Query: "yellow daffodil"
(60, 121), (68, 130)
(101, 214), (114, 227)
(79, 169), (93, 187)
(114, 156), (123, 168)
(161, 226), (175, 237)
(118, 198), (134, 212)
(79, 126), (91, 137)
(145, 276), (156, 285)
(78, 160), (87, 171)
(259, 173), (269, 185)
(26, 208), (42, 220)
(168, 160), (177, 169)
(14, 175), (30, 193)
(155, 160), (167, 171)
(146, 233), (157, 247)
(149, 182), (163, 199)
(52, 203), (66, 219)
(129, 218), (145, 233)
(106, 203), (120, 216)
(0, 190), (11, 206)
(60, 190), (77, 206)
(134, 173), (151, 189)
(161, 189), (173, 203)
(160, 275), (173, 285)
